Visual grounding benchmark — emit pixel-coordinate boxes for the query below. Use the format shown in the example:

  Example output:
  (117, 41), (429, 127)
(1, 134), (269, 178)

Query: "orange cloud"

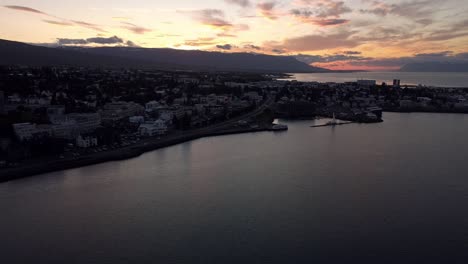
(257, 1), (278, 20)
(42, 19), (74, 26)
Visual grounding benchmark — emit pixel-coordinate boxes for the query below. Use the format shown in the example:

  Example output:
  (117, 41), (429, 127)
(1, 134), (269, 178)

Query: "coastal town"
(1, 66), (468, 179)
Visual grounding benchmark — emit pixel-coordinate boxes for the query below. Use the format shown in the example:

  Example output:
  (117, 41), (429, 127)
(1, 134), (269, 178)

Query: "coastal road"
(131, 95), (274, 149)
(0, 96), (276, 182)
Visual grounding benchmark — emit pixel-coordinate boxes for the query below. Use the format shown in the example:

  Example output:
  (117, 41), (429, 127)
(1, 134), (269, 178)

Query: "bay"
(288, 72), (468, 87)
(1, 112), (468, 263)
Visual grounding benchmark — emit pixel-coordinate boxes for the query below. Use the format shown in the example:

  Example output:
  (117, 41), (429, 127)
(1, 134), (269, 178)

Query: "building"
(244, 91), (263, 103)
(51, 120), (78, 139)
(393, 79), (401, 88)
(225, 82), (249, 89)
(13, 123), (52, 141)
(138, 119), (168, 136)
(47, 105), (66, 124)
(357, 80), (377, 87)
(76, 135), (98, 148)
(13, 123), (37, 141)
(67, 113), (101, 133)
(177, 77), (199, 84)
(417, 97), (432, 107)
(101, 101), (144, 122)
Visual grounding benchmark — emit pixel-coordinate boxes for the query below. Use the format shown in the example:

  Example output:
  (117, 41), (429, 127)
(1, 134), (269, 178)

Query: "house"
(76, 135), (98, 148)
(68, 113), (101, 133)
(13, 123), (52, 141)
(101, 101), (144, 122)
(51, 120), (78, 139)
(138, 119), (168, 136)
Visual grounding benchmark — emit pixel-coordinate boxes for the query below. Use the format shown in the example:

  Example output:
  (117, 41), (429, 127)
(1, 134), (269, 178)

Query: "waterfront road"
(0, 96), (275, 182)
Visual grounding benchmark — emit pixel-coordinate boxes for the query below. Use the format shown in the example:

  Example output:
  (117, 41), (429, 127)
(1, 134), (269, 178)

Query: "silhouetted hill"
(73, 47), (329, 73)
(0, 39), (327, 73)
(0, 39), (158, 68)
(400, 62), (468, 72)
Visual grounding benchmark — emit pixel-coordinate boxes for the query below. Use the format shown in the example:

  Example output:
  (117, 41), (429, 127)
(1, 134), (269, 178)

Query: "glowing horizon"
(1, 0), (468, 70)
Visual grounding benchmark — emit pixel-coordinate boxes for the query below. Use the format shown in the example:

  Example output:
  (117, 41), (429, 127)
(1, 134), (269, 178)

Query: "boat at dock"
(271, 124), (288, 131)
(325, 113), (339, 126)
(311, 113), (353, 128)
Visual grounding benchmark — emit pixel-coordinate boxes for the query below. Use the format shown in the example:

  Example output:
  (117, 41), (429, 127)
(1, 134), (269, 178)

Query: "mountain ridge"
(0, 39), (328, 73)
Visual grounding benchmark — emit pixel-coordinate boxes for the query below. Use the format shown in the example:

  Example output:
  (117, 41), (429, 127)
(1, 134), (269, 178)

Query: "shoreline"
(0, 96), (277, 183)
(0, 126), (277, 183)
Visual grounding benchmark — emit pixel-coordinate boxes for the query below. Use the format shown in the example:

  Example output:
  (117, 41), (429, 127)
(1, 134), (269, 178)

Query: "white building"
(101, 101), (144, 122)
(51, 120), (78, 139)
(138, 119), (168, 136)
(245, 91), (263, 103)
(13, 123), (52, 141)
(68, 113), (101, 133)
(76, 135), (98, 148)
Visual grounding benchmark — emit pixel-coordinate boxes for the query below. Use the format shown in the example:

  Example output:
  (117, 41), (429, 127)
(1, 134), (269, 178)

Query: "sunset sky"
(1, 0), (468, 70)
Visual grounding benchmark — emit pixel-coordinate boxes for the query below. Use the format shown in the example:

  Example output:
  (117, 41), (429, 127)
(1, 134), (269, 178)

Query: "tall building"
(393, 79), (401, 88)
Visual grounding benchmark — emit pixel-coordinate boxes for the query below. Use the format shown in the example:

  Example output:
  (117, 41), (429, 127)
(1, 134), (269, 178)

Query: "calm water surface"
(2, 113), (468, 263)
(289, 72), (468, 87)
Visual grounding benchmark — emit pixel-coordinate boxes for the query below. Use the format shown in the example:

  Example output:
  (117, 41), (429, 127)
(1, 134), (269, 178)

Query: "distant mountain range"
(0, 39), (328, 73)
(400, 62), (468, 72)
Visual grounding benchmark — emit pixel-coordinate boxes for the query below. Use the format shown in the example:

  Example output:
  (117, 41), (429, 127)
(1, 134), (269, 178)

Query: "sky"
(1, 0), (468, 70)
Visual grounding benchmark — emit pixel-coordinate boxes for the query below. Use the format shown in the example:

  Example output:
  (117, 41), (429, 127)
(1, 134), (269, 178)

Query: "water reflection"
(2, 113), (468, 263)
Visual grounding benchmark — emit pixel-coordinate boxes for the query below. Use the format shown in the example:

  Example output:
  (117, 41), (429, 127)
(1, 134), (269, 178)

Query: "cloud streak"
(3, 5), (46, 15)
(120, 22), (152, 34)
(224, 0), (251, 8)
(72, 20), (106, 32)
(3, 5), (107, 32)
(269, 31), (360, 52)
(297, 50), (468, 70)
(42, 19), (74, 26)
(184, 9), (233, 29)
(290, 0), (352, 26)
